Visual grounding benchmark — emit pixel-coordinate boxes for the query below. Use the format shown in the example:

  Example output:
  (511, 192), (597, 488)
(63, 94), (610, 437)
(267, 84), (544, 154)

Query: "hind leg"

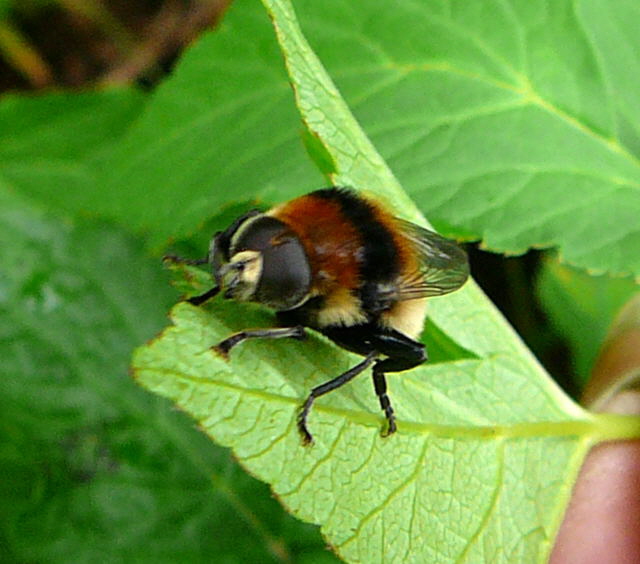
(369, 330), (427, 436)
(297, 351), (378, 444)
(313, 324), (427, 439)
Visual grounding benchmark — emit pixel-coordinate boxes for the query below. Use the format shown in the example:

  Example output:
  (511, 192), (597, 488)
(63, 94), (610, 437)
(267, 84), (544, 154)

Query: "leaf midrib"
(139, 364), (621, 441)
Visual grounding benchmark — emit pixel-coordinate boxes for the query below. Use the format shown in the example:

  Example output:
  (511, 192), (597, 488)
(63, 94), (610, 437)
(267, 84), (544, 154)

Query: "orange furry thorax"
(269, 194), (365, 296)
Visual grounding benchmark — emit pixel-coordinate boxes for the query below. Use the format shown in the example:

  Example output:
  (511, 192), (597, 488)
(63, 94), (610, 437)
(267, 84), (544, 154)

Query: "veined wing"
(395, 218), (470, 300)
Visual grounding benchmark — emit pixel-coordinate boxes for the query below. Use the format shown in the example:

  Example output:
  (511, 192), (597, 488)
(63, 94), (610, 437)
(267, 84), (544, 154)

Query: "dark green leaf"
(0, 189), (335, 563)
(294, 0), (640, 276)
(0, 89), (146, 215)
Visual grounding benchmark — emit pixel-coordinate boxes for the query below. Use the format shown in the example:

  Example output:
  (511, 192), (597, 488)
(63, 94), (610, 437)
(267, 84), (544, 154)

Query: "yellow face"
(212, 211), (313, 311)
(218, 250), (263, 301)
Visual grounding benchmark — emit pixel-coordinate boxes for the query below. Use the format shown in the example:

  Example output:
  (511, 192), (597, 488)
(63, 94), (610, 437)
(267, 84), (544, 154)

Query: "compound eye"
(256, 237), (311, 310)
(229, 214), (311, 310)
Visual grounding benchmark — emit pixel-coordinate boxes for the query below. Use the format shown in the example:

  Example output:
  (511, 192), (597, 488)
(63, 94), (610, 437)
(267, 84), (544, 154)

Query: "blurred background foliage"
(0, 0), (638, 562)
(0, 2), (341, 562)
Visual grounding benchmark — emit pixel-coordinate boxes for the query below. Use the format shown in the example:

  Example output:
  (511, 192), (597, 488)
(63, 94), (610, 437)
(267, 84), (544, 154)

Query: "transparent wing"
(395, 218), (469, 299)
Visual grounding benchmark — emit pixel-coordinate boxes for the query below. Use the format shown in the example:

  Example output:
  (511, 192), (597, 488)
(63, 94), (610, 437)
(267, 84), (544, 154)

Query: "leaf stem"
(591, 412), (640, 442)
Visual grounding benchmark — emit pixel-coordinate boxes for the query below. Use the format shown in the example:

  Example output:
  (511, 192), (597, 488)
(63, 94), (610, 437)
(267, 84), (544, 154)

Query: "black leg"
(372, 370), (396, 436)
(163, 254), (219, 306)
(187, 286), (220, 306)
(213, 326), (306, 359)
(369, 330), (428, 366)
(318, 324), (427, 437)
(297, 351), (378, 445)
(369, 330), (427, 436)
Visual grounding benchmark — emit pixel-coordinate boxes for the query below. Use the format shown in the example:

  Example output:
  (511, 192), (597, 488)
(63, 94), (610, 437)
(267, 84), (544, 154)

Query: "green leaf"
(292, 0), (640, 276)
(0, 190), (335, 563)
(2, 1), (638, 560)
(537, 256), (640, 386)
(135, 302), (640, 563)
(132, 1), (640, 562)
(0, 89), (146, 215)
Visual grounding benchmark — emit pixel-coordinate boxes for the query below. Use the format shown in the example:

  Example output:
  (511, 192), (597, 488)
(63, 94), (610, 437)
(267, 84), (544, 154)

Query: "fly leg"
(307, 325), (427, 441)
(297, 351), (378, 445)
(213, 326), (307, 359)
(162, 255), (219, 305)
(163, 255), (208, 266)
(187, 286), (221, 306)
(369, 330), (427, 436)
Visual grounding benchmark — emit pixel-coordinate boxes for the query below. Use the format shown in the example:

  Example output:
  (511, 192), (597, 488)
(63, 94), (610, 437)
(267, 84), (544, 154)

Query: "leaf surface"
(133, 1), (640, 562)
(293, 0), (640, 276)
(5, 1), (638, 280)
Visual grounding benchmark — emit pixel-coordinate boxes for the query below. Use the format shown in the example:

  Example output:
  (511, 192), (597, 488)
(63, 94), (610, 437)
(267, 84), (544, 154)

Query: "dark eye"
(255, 239), (311, 310)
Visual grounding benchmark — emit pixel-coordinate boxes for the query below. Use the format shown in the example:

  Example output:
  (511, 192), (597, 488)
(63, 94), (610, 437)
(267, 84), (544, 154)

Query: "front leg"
(163, 255), (208, 266)
(162, 254), (220, 305)
(214, 326), (306, 359)
(187, 286), (221, 306)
